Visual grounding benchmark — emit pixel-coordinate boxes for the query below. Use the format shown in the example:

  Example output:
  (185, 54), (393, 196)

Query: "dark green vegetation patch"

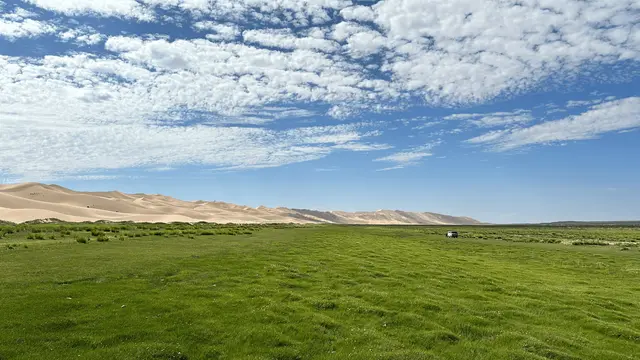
(0, 224), (639, 359)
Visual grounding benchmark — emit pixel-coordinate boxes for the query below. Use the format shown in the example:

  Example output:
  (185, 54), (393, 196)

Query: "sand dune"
(0, 183), (482, 225)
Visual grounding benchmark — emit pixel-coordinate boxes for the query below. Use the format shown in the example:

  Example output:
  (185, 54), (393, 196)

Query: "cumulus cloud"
(0, 18), (57, 39)
(194, 22), (240, 41)
(2, 7), (39, 21)
(25, 0), (154, 20)
(467, 97), (640, 151)
(373, 0), (640, 104)
(58, 27), (105, 46)
(340, 5), (375, 22)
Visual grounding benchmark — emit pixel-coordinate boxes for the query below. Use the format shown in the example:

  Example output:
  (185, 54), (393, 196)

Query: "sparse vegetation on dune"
(0, 224), (639, 359)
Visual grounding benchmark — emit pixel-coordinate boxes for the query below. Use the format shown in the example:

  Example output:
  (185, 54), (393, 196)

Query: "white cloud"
(566, 99), (605, 108)
(58, 27), (105, 46)
(344, 29), (388, 58)
(65, 175), (121, 181)
(376, 165), (406, 172)
(147, 167), (175, 172)
(340, 6), (375, 22)
(333, 143), (393, 151)
(142, 0), (352, 25)
(0, 121), (382, 180)
(412, 121), (444, 130)
(372, 0), (640, 104)
(315, 167), (338, 172)
(243, 28), (339, 52)
(547, 108), (567, 115)
(1, 7), (39, 21)
(194, 22), (240, 41)
(0, 18), (57, 39)
(469, 113), (534, 128)
(5, 0), (637, 112)
(2, 0), (640, 179)
(25, 0), (154, 20)
(375, 151), (432, 164)
(444, 109), (533, 128)
(467, 97), (640, 151)
(373, 140), (441, 170)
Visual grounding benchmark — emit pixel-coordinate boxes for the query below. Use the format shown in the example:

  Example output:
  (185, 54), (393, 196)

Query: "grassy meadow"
(1, 223), (639, 359)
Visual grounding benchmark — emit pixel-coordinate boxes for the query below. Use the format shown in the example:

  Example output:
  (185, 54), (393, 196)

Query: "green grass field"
(1, 223), (639, 359)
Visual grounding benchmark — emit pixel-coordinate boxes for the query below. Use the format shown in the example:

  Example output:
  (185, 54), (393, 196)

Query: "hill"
(0, 183), (481, 225)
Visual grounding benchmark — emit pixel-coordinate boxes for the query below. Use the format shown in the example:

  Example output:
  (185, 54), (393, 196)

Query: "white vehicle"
(446, 231), (459, 238)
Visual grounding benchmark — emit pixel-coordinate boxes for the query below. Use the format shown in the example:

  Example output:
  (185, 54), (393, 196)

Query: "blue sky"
(1, 0), (639, 223)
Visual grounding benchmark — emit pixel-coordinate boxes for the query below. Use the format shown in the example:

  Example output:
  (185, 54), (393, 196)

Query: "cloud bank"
(0, 0), (639, 179)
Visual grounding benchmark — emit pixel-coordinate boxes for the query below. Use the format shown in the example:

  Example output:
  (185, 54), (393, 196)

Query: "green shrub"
(26, 233), (35, 240)
(119, 236), (126, 241)
(96, 234), (109, 243)
(572, 240), (609, 246)
(76, 237), (88, 244)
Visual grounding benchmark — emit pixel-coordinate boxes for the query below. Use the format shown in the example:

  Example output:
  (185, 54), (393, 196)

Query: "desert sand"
(0, 183), (481, 225)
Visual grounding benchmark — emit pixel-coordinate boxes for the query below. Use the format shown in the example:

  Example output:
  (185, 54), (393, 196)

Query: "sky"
(0, 0), (639, 224)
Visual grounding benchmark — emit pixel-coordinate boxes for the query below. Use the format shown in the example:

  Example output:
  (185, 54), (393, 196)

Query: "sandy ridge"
(0, 183), (481, 225)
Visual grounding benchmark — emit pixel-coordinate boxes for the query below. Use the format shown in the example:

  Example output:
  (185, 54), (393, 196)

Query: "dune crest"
(0, 183), (482, 225)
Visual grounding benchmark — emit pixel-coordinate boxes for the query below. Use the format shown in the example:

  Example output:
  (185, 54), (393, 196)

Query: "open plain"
(1, 223), (639, 359)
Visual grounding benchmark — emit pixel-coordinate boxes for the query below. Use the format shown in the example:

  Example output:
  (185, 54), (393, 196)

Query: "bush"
(96, 234), (110, 243)
(91, 229), (102, 237)
(76, 237), (88, 244)
(119, 236), (126, 241)
(27, 233), (35, 240)
(572, 240), (609, 246)
(34, 233), (45, 240)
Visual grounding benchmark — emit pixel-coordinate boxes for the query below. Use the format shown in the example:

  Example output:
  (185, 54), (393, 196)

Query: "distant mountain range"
(0, 183), (482, 225)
